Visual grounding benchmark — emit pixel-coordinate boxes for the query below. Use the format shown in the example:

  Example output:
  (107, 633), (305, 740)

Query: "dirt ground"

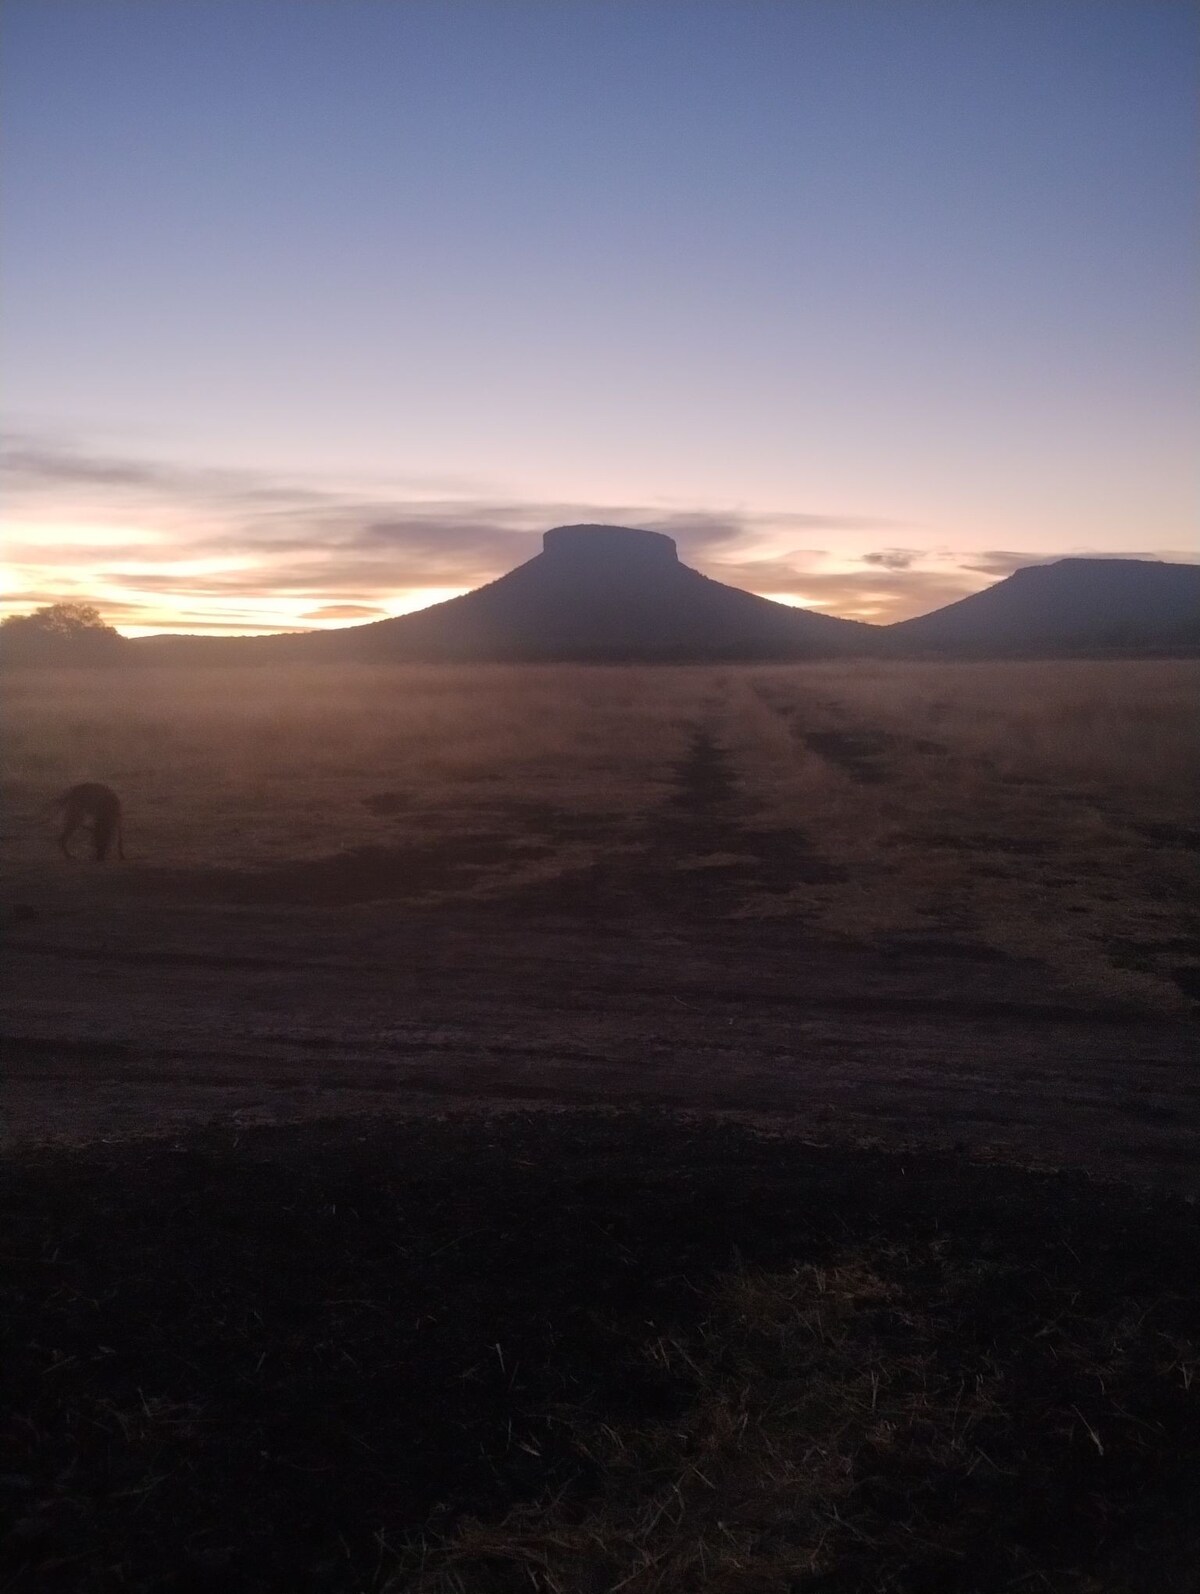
(2, 662), (1197, 1187)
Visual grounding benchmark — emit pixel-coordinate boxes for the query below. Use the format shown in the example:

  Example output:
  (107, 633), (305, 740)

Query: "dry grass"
(1, 664), (702, 865)
(401, 1257), (904, 1594)
(402, 1247), (1189, 1594)
(4, 659), (1195, 813)
(4, 1113), (1198, 1594)
(2, 660), (1198, 1009)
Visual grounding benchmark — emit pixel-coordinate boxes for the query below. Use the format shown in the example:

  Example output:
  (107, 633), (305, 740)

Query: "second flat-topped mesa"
(541, 523), (680, 569)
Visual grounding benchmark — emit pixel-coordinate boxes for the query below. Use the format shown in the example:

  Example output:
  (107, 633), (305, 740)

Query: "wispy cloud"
(4, 434), (1195, 634)
(760, 567), (984, 623)
(302, 603), (391, 622)
(3, 434), (920, 628)
(0, 436), (481, 507)
(862, 548), (921, 570)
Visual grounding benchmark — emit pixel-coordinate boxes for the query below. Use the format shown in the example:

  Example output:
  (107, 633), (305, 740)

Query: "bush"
(0, 602), (130, 665)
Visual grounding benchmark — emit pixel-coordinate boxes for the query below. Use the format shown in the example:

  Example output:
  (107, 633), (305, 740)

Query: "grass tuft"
(4, 1113), (1197, 1593)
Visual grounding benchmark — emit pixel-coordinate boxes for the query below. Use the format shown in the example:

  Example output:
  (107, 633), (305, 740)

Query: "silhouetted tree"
(0, 602), (131, 665)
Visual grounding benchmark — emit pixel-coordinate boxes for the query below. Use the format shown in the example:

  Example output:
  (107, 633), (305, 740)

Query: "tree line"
(0, 603), (130, 665)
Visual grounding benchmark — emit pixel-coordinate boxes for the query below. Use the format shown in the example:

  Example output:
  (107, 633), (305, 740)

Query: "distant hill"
(99, 539), (1200, 667)
(137, 524), (874, 664)
(884, 558), (1200, 657)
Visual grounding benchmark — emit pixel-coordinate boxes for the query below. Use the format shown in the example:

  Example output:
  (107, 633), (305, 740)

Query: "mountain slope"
(885, 558), (1200, 656)
(128, 542), (1200, 665)
(139, 524), (874, 663)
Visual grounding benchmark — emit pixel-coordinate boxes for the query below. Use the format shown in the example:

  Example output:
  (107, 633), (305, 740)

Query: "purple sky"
(2, 1), (1196, 633)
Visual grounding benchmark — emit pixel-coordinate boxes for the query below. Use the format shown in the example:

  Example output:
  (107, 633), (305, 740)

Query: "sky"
(2, 0), (1196, 635)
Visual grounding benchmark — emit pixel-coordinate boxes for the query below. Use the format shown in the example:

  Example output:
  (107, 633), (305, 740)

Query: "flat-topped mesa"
(541, 523), (679, 569)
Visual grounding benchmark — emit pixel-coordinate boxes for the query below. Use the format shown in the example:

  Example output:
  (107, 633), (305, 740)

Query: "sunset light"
(4, 6), (1198, 1585)
(3, 2), (1195, 636)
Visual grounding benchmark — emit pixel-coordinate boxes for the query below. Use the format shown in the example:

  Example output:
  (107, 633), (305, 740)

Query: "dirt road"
(5, 887), (1196, 1187)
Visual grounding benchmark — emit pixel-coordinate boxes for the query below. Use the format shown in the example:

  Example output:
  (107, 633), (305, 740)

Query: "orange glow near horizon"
(113, 588), (839, 636)
(113, 586), (474, 637)
(1, 570), (921, 634)
(5, 504), (1196, 638)
(0, 528), (480, 635)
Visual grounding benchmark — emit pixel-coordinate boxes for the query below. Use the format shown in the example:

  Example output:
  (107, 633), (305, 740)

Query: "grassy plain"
(4, 658), (1198, 1009)
(3, 660), (1199, 1592)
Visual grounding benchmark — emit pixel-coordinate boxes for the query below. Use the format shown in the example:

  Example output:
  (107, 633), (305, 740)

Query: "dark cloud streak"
(863, 549), (921, 570)
(4, 434), (915, 613)
(303, 604), (390, 621)
(2, 434), (902, 550)
(16, 433), (1192, 633)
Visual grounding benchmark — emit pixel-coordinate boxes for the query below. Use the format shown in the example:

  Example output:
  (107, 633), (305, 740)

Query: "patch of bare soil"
(4, 714), (1196, 1181)
(122, 835), (557, 907)
(361, 791), (419, 816)
(801, 728), (892, 783)
(3, 1112), (1198, 1593)
(1129, 821), (1200, 852)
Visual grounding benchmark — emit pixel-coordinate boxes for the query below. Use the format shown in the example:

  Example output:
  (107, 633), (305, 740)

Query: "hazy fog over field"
(2, 1), (1197, 634)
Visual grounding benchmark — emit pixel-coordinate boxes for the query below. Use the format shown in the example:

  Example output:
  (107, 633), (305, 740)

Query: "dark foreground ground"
(3, 706), (1198, 1590)
(3, 1111), (1198, 1594)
